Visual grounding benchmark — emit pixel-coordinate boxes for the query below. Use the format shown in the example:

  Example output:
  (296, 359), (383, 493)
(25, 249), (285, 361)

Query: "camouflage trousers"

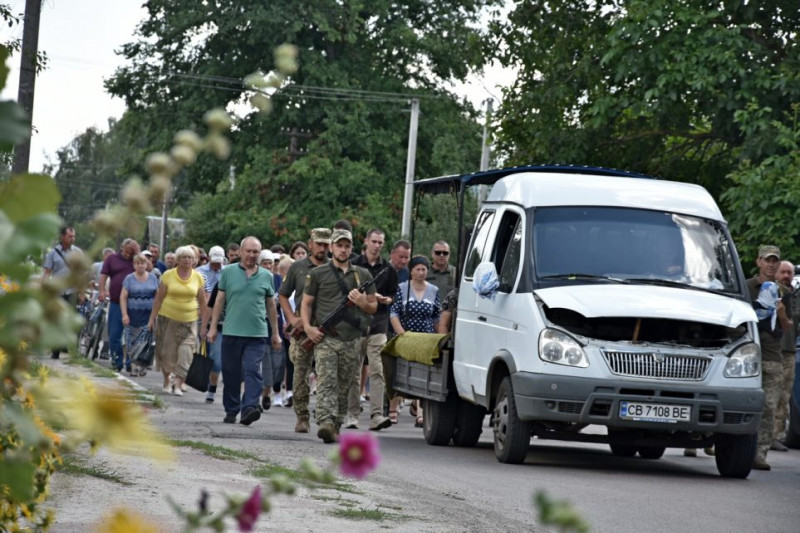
(757, 360), (784, 459)
(347, 333), (387, 420)
(314, 336), (362, 427)
(289, 338), (314, 420)
(775, 350), (796, 440)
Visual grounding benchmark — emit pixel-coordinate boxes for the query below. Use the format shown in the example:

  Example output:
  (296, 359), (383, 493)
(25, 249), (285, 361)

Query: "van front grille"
(602, 351), (711, 381)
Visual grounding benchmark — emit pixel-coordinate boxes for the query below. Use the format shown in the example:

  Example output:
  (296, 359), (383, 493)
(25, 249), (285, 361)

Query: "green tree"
(492, 0), (800, 202)
(106, 0), (499, 247)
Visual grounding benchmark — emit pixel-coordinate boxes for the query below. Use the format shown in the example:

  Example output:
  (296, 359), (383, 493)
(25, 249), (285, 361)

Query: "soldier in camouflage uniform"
(747, 245), (792, 470)
(302, 229), (377, 443)
(776, 260), (799, 447)
(278, 228), (331, 433)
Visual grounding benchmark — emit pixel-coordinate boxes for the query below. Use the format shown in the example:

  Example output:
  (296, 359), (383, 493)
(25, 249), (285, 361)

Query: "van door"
(456, 207), (525, 403)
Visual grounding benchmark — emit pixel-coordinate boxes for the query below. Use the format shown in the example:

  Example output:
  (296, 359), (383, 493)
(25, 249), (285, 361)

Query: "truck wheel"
(784, 399), (800, 448)
(609, 443), (637, 457)
(493, 376), (532, 464)
(637, 446), (666, 459)
(452, 399), (485, 447)
(423, 396), (457, 446)
(715, 433), (757, 479)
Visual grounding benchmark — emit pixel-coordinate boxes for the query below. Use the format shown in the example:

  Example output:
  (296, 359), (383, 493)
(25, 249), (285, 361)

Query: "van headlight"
(539, 329), (589, 368)
(724, 343), (760, 378)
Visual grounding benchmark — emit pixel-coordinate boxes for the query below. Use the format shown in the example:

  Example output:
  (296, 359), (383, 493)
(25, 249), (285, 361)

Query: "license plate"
(619, 401), (691, 423)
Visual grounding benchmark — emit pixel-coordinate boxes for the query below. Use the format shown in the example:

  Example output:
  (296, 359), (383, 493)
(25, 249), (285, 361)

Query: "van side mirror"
(472, 262), (500, 301)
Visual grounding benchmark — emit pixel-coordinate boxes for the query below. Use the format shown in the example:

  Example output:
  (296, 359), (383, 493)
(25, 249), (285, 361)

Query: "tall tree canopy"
(493, 0), (800, 262)
(105, 0), (500, 247)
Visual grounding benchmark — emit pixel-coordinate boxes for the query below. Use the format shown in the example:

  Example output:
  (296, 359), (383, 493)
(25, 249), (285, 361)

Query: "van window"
(493, 212), (522, 292)
(533, 206), (740, 293)
(464, 210), (495, 278)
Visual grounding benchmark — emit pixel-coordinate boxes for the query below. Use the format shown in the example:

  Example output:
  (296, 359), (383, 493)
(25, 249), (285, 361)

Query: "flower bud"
(92, 210), (122, 236)
(244, 70), (268, 89)
(274, 44), (298, 74)
(122, 178), (151, 213)
(250, 93), (273, 114)
(171, 144), (197, 167)
(149, 175), (172, 204)
(203, 108), (233, 132)
(205, 133), (231, 160)
(145, 152), (171, 175)
(173, 130), (203, 152)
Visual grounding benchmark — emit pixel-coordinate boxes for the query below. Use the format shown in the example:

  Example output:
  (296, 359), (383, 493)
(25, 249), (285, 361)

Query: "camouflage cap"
(310, 227), (332, 244)
(758, 245), (780, 260)
(331, 228), (353, 243)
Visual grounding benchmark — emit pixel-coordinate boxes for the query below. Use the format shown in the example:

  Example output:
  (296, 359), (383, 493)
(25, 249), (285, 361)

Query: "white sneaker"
(343, 415), (359, 429)
(272, 392), (284, 407)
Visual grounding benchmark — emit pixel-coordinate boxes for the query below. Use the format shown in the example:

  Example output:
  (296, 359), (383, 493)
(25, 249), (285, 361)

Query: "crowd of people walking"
(56, 222), (456, 444)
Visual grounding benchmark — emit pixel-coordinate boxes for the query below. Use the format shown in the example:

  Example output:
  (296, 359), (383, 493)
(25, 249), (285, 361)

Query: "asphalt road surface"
(43, 354), (800, 532)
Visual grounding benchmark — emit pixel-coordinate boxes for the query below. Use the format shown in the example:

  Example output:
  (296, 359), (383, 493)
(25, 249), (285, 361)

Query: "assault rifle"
(300, 267), (389, 351)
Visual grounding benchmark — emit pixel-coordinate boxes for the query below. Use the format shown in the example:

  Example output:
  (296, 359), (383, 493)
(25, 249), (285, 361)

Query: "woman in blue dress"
(389, 255), (441, 426)
(120, 253), (159, 376)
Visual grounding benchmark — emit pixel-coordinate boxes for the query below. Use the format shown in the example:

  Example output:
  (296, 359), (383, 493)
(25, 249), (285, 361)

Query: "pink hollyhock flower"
(339, 432), (381, 479)
(236, 485), (262, 532)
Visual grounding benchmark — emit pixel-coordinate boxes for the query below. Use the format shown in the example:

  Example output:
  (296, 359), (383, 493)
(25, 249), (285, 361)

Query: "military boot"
(317, 421), (337, 443)
(295, 417), (310, 433)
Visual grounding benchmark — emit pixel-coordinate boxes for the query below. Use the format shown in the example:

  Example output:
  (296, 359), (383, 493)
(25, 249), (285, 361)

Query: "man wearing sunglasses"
(427, 240), (456, 297)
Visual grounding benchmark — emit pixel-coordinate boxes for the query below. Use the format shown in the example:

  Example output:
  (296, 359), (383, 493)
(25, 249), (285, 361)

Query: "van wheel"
(452, 399), (485, 447)
(492, 376), (532, 464)
(423, 396), (457, 446)
(715, 433), (757, 479)
(637, 446), (666, 459)
(609, 443), (637, 457)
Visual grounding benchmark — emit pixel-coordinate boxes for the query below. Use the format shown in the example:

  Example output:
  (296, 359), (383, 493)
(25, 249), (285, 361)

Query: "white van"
(397, 166), (763, 479)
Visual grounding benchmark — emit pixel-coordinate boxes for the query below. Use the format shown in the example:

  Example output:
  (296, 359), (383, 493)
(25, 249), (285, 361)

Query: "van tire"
(452, 399), (485, 447)
(423, 396), (457, 446)
(637, 446), (666, 459)
(609, 443), (638, 457)
(715, 433), (757, 479)
(493, 376), (532, 464)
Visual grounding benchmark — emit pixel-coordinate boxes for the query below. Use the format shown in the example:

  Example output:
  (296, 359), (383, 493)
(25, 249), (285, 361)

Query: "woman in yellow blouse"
(148, 246), (206, 395)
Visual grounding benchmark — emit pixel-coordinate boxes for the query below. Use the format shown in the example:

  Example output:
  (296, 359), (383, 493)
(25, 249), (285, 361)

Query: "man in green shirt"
(208, 236), (281, 426)
(302, 229), (377, 443)
(278, 227), (331, 433)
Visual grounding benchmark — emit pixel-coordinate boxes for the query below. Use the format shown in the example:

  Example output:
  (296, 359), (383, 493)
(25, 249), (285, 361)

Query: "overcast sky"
(1, 0), (512, 173)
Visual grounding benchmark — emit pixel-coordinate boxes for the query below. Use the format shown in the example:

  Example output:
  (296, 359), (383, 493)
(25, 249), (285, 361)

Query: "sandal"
(415, 416), (424, 428)
(389, 410), (398, 424)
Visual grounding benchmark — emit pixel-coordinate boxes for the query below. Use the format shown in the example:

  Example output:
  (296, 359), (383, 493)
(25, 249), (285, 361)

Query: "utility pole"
(478, 98), (494, 204)
(400, 98), (420, 239)
(12, 0), (42, 175)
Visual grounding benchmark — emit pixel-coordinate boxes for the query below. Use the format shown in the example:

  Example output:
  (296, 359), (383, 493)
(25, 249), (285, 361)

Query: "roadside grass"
(57, 454), (131, 485)
(169, 439), (262, 462)
(64, 353), (118, 379)
(170, 439), (359, 493)
(329, 506), (412, 522)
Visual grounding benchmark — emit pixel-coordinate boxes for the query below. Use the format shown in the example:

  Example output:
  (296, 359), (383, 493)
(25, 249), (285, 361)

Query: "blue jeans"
(108, 302), (124, 370)
(221, 336), (266, 416)
(208, 331), (222, 374)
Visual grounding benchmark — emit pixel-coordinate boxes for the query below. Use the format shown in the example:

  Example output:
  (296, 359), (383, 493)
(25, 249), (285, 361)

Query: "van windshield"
(533, 207), (740, 293)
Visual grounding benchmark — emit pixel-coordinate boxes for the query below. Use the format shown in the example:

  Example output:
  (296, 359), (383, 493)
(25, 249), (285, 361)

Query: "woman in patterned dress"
(120, 253), (158, 376)
(389, 255), (441, 426)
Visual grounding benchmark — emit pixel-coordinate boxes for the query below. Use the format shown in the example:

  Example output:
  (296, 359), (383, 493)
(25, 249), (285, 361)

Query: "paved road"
(44, 354), (800, 532)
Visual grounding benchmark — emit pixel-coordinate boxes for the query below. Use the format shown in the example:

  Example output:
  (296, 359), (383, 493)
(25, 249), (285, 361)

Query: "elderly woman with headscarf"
(148, 245), (207, 395)
(389, 254), (441, 426)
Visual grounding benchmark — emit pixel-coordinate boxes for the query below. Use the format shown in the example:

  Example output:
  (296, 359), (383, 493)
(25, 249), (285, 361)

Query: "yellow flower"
(95, 508), (158, 533)
(35, 378), (173, 460)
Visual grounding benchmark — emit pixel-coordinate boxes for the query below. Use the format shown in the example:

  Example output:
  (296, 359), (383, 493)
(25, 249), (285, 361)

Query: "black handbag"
(184, 340), (213, 392)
